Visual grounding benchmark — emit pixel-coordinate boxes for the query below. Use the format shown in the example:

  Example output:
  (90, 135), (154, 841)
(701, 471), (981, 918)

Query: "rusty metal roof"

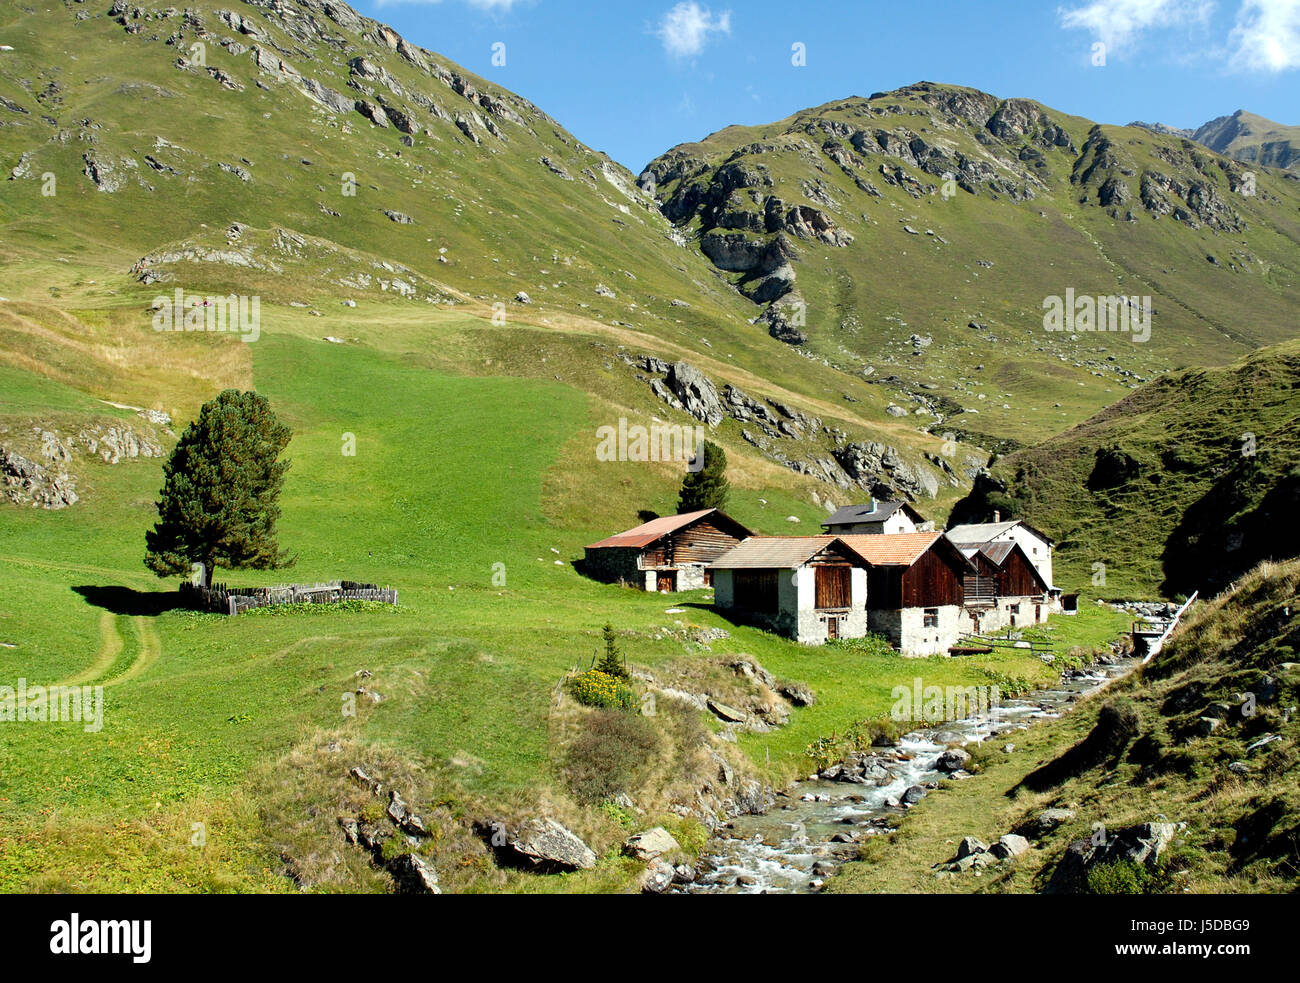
(709, 536), (845, 569)
(836, 531), (956, 567)
(586, 509), (719, 550)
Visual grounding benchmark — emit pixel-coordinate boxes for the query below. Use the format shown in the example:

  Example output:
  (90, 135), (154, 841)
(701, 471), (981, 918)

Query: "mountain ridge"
(1130, 109), (1300, 171)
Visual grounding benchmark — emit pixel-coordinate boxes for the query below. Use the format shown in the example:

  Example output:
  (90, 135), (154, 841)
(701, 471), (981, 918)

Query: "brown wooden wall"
(868, 566), (903, 609)
(997, 550), (1047, 597)
(815, 565), (851, 609)
(642, 518), (745, 567)
(900, 549), (965, 608)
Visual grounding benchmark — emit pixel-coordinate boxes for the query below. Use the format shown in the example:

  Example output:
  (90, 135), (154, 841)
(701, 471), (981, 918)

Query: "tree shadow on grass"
(72, 585), (188, 616)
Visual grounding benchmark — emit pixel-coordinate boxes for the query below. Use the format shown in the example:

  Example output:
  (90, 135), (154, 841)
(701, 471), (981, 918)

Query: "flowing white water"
(682, 658), (1137, 894)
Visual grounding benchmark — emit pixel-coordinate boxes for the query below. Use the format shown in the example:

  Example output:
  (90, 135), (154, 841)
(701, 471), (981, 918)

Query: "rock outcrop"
(1, 446), (77, 509)
(665, 361), (725, 427)
(487, 817), (598, 872)
(1046, 821), (1182, 893)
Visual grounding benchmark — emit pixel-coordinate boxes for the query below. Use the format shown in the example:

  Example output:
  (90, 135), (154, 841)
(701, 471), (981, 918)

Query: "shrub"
(1086, 859), (1172, 895)
(565, 710), (661, 803)
(570, 669), (637, 710)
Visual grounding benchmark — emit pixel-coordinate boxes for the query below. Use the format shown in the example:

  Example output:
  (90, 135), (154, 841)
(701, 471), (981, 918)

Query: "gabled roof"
(954, 540), (1050, 591)
(709, 536), (847, 570)
(821, 500), (926, 528)
(953, 540), (1017, 565)
(946, 519), (1056, 547)
(835, 531), (950, 567)
(586, 509), (750, 550)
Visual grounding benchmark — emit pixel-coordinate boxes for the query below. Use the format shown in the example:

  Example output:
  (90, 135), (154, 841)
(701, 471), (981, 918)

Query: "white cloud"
(656, 2), (732, 58)
(1060, 0), (1300, 70)
(1228, 0), (1300, 70)
(1058, 0), (1215, 56)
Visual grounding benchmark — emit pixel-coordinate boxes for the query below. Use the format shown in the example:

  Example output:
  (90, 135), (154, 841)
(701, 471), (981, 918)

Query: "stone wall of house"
(964, 592), (1051, 635)
(583, 546), (644, 588)
(868, 608), (904, 647)
(674, 563), (708, 590)
(998, 595), (1047, 628)
(792, 566), (868, 644)
(871, 604), (964, 655)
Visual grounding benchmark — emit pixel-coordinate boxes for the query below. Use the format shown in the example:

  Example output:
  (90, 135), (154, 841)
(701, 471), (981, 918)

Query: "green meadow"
(0, 309), (1117, 892)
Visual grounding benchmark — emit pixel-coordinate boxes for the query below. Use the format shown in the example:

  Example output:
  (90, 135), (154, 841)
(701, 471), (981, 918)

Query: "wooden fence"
(180, 579), (398, 616)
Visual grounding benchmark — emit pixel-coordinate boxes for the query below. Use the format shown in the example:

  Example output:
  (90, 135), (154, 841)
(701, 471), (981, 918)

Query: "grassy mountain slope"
(1, 1), (986, 514)
(0, 324), (1071, 892)
(644, 83), (1300, 446)
(0, 3), (1066, 892)
(948, 340), (1300, 597)
(829, 558), (1300, 894)
(0, 2), (1295, 894)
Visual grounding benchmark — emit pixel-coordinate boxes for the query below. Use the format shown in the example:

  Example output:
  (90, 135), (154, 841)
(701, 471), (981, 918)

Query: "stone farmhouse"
(837, 532), (975, 655)
(709, 536), (868, 645)
(821, 500), (932, 536)
(583, 509), (752, 592)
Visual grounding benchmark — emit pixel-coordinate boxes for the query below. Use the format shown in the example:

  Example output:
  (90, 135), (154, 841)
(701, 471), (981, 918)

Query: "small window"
(923, 608), (939, 628)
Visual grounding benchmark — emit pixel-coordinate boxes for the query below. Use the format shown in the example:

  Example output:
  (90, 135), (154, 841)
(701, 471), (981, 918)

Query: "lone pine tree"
(678, 439), (729, 513)
(597, 623), (628, 679)
(145, 389), (294, 587)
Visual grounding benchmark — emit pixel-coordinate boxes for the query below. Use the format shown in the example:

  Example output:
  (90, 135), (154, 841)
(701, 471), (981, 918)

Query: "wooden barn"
(954, 540), (1051, 634)
(583, 509), (752, 592)
(946, 515), (1056, 593)
(709, 536), (868, 645)
(838, 532), (975, 655)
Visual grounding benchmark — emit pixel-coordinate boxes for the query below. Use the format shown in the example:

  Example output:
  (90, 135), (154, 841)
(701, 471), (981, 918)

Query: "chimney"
(993, 510), (1001, 523)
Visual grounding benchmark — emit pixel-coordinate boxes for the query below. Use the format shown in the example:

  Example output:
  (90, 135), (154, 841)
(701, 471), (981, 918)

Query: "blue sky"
(359, 0), (1300, 170)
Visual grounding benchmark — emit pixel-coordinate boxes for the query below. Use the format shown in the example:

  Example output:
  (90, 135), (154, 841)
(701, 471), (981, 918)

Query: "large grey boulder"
(729, 655), (774, 687)
(957, 836), (988, 858)
(509, 818), (597, 871)
(776, 680), (816, 707)
(640, 858), (675, 893)
(1028, 808), (1076, 837)
(1046, 822), (1181, 893)
(389, 852), (441, 894)
(707, 698), (747, 723)
(624, 827), (680, 861)
(990, 833), (1031, 860)
(936, 748), (971, 773)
